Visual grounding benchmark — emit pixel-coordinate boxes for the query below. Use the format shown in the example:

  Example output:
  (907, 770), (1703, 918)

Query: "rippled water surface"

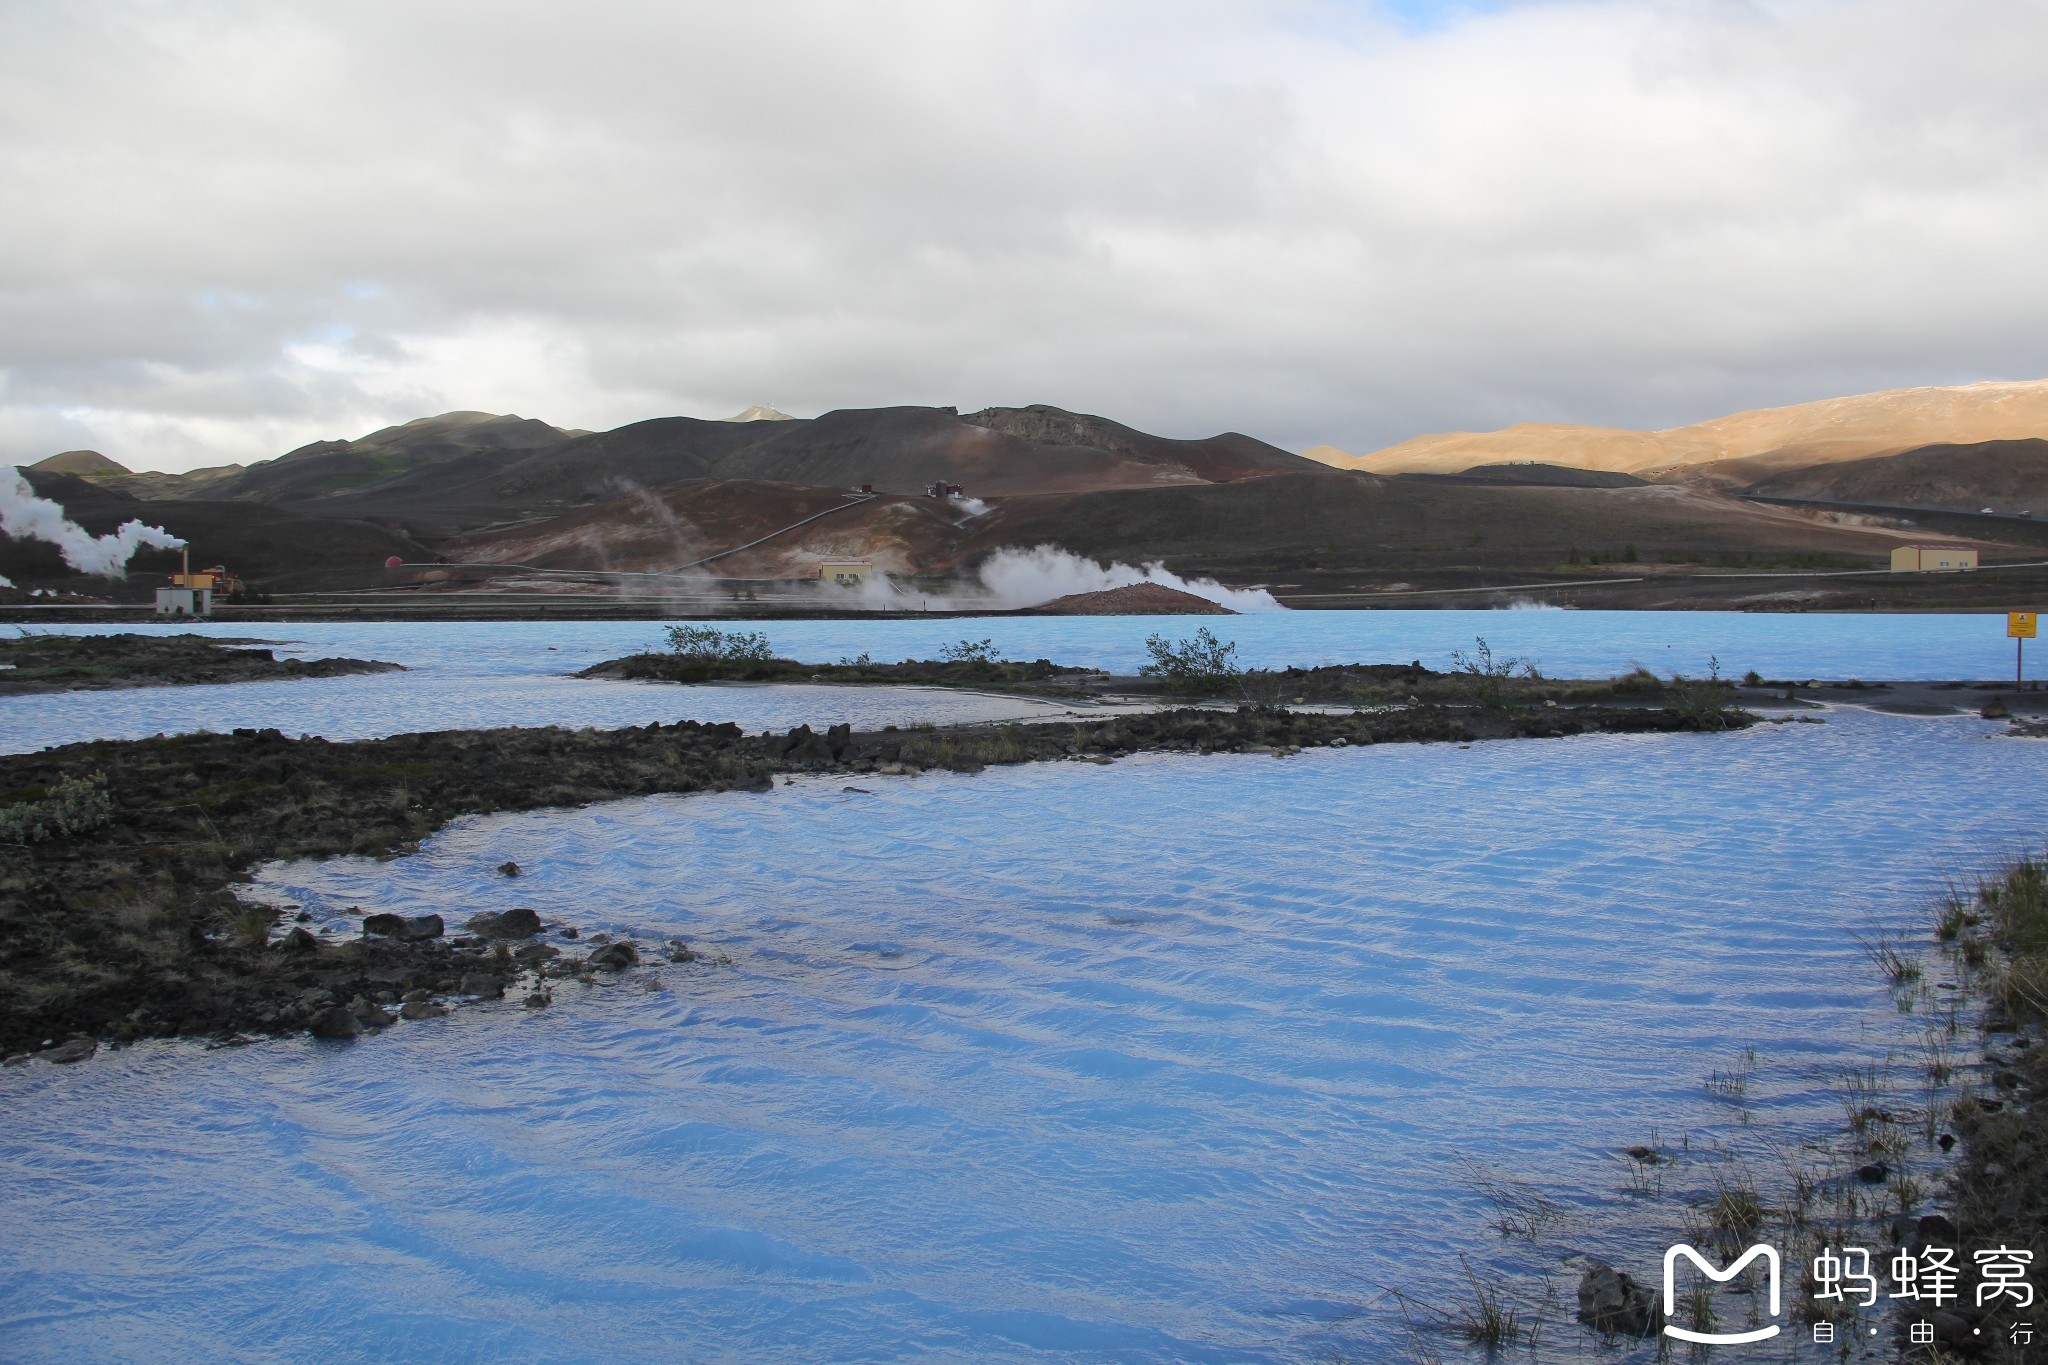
(2, 710), (2040, 1361)
(0, 610), (2022, 752)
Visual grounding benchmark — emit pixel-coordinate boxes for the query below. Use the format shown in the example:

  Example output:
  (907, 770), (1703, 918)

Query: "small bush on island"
(1450, 637), (1539, 713)
(939, 638), (999, 665)
(1139, 627), (1243, 695)
(1666, 656), (1742, 731)
(663, 624), (775, 663)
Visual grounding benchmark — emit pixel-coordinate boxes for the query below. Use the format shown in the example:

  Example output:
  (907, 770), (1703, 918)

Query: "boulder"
(400, 1001), (448, 1021)
(1576, 1260), (1659, 1338)
(826, 722), (852, 759)
(309, 1006), (361, 1040)
(497, 860), (523, 877)
(42, 1037), (96, 1065)
(587, 941), (639, 971)
(466, 907), (543, 939)
(350, 998), (395, 1027)
(780, 725), (836, 765)
(279, 926), (320, 953)
(513, 942), (559, 964)
(458, 973), (506, 999)
(362, 913), (444, 941)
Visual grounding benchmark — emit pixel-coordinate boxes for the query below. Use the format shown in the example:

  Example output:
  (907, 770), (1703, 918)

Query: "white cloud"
(2, 0), (2046, 471)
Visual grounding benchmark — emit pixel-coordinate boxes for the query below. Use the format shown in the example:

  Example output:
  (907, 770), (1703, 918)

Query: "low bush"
(663, 624), (775, 663)
(938, 638), (998, 665)
(1450, 637), (1539, 712)
(0, 772), (113, 844)
(1139, 628), (1243, 696)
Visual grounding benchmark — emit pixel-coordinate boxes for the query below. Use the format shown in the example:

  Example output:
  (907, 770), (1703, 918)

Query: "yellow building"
(1890, 544), (1979, 572)
(819, 559), (872, 587)
(169, 567), (228, 591)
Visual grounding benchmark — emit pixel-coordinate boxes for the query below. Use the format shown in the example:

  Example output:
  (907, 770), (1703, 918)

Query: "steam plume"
(2, 467), (186, 576)
(974, 545), (1281, 611)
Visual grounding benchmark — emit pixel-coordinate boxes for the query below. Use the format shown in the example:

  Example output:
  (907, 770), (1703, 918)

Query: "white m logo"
(1663, 1243), (1781, 1344)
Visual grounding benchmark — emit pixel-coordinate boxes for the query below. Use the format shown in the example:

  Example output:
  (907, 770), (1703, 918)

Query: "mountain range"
(1308, 378), (2048, 511)
(10, 380), (2048, 605)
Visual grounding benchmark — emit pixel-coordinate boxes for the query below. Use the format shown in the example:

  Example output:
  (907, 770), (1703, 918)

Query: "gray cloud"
(3, 0), (2046, 471)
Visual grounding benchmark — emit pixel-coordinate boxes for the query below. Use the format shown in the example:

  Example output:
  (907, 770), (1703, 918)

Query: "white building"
(154, 586), (213, 616)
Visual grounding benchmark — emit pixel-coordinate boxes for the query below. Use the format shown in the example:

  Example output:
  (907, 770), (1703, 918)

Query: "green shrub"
(1450, 637), (1538, 712)
(939, 638), (998, 664)
(1139, 628), (1243, 695)
(663, 624), (774, 662)
(0, 772), (114, 843)
(1669, 656), (1742, 730)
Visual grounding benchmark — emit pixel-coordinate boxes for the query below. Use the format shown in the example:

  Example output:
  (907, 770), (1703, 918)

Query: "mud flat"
(0, 632), (401, 695)
(0, 698), (1751, 1059)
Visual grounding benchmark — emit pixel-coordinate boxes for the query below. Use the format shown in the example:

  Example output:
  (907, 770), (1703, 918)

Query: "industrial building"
(1889, 544), (1979, 572)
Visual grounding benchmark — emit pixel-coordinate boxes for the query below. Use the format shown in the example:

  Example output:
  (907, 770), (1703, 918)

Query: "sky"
(4, 0), (2047, 473)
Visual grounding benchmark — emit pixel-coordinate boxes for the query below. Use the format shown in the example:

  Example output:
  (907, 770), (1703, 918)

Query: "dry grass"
(1854, 928), (1923, 987)
(1461, 1160), (1570, 1240)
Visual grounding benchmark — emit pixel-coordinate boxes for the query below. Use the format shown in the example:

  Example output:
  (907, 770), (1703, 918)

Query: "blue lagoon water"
(0, 610), (2026, 752)
(1, 708), (2040, 1361)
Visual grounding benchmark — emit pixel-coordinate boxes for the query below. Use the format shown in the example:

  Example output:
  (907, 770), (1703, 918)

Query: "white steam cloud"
(2, 467), (185, 576)
(974, 545), (1281, 612)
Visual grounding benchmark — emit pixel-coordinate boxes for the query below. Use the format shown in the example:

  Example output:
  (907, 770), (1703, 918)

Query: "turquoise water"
(1, 709), (2036, 1361)
(0, 610), (2025, 752)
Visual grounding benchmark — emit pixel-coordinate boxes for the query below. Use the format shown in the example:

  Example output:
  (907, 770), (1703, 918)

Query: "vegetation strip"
(0, 632), (401, 694)
(1, 692), (1749, 1059)
(584, 626), (1749, 720)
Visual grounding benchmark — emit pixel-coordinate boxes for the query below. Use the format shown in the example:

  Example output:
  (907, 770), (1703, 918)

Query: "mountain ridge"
(1313, 378), (2048, 486)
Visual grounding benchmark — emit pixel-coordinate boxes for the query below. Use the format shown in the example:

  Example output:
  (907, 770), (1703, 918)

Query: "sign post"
(2011, 612), (2038, 693)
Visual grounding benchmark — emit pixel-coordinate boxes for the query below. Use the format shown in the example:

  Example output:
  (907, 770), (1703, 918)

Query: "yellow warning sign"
(2011, 612), (2038, 639)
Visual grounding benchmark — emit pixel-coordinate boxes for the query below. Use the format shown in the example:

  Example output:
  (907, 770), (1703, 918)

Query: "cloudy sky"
(4, 0), (2046, 473)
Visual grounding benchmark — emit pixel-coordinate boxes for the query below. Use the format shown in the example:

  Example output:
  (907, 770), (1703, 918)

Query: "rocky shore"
(0, 632), (402, 694)
(583, 647), (1723, 710)
(578, 651), (1094, 693)
(0, 698), (1752, 1061)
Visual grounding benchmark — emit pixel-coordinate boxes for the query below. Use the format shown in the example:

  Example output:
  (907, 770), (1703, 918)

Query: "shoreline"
(0, 698), (1752, 1059)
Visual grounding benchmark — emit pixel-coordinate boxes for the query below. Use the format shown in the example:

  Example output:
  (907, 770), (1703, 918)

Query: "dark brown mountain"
(211, 404), (1317, 539)
(214, 411), (583, 509)
(1744, 439), (2048, 516)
